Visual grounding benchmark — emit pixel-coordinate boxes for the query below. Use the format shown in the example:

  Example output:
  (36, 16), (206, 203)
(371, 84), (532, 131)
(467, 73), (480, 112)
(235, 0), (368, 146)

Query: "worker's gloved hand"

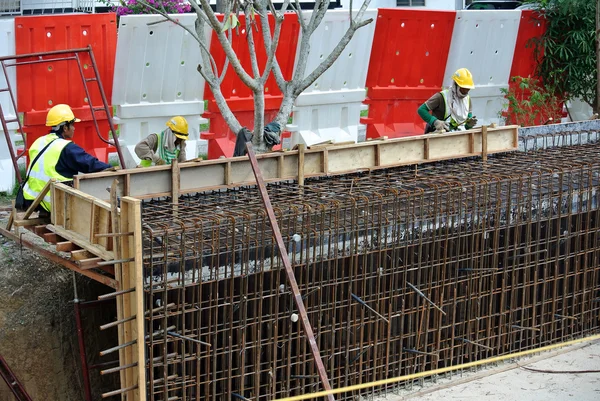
(155, 159), (167, 166)
(103, 166), (121, 172)
(433, 119), (449, 132)
(263, 122), (281, 147)
(465, 116), (478, 128)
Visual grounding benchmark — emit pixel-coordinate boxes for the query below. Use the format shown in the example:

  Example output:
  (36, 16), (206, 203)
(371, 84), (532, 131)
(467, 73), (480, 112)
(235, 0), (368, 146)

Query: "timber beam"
(73, 126), (519, 201)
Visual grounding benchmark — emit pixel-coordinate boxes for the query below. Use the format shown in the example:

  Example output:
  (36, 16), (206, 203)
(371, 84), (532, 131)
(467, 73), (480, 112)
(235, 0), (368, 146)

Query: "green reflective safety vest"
(23, 133), (71, 212)
(139, 130), (180, 167)
(440, 89), (471, 130)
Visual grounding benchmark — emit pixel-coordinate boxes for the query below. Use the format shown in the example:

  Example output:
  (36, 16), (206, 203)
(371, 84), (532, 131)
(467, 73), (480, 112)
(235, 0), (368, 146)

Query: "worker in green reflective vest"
(417, 68), (478, 134)
(22, 104), (115, 216)
(135, 116), (189, 167)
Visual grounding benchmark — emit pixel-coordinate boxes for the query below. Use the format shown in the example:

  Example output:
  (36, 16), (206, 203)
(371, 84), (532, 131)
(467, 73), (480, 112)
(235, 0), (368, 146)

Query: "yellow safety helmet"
(166, 116), (189, 140)
(452, 68), (475, 89)
(46, 104), (81, 127)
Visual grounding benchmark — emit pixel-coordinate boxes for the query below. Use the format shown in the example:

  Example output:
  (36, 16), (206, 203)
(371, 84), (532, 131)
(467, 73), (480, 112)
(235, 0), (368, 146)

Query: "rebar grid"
(140, 141), (600, 401)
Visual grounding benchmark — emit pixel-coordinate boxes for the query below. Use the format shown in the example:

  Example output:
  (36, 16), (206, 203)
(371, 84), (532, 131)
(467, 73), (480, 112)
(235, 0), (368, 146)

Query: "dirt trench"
(0, 216), (118, 401)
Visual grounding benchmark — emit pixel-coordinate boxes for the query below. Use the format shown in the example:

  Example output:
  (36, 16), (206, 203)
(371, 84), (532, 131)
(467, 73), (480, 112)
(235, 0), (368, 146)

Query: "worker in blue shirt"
(22, 104), (117, 216)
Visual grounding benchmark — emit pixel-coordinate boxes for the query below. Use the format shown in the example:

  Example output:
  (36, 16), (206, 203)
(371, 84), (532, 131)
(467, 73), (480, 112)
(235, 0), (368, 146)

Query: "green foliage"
(500, 76), (564, 127)
(525, 0), (597, 110)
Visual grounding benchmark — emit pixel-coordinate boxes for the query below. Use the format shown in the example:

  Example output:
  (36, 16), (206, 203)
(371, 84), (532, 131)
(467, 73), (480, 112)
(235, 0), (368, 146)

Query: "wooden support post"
(298, 144), (305, 186)
(171, 159), (180, 217)
(23, 179), (55, 220)
(482, 125), (488, 162)
(119, 196), (146, 401)
(6, 200), (16, 232)
(109, 180), (129, 398)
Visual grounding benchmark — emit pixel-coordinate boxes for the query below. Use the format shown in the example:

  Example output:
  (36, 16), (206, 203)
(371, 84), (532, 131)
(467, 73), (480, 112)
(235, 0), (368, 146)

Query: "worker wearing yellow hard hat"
(417, 68), (478, 134)
(20, 104), (114, 215)
(135, 116), (189, 167)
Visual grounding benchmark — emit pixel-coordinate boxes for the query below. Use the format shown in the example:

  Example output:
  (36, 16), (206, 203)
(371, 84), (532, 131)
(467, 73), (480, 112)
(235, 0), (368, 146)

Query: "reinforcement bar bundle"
(139, 141), (600, 401)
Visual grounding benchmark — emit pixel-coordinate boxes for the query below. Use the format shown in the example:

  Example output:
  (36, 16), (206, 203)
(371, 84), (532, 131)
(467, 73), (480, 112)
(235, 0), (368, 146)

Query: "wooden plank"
(75, 126), (519, 200)
(171, 159), (180, 215)
(56, 241), (80, 252)
(298, 144), (305, 186)
(110, 180), (129, 397)
(48, 225), (114, 260)
(119, 195), (147, 400)
(23, 179), (54, 220)
(13, 217), (50, 227)
(34, 225), (50, 237)
(482, 125), (488, 162)
(43, 232), (61, 244)
(6, 200), (15, 231)
(0, 225), (117, 289)
(70, 249), (95, 261)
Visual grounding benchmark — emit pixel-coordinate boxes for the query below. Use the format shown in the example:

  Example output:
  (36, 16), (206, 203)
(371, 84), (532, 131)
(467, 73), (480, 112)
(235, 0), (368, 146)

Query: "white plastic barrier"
(0, 18), (17, 192)
(112, 15), (210, 167)
(443, 10), (521, 126)
(286, 9), (377, 148)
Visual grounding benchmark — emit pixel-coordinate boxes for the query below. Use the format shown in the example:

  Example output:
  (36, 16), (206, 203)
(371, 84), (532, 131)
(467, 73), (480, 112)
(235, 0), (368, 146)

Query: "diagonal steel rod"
(245, 143), (335, 401)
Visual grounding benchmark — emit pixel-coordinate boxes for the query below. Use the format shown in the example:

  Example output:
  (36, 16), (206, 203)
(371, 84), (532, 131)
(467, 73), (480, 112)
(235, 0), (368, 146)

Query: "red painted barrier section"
(362, 9), (456, 139)
(506, 10), (563, 126)
(509, 10), (545, 81)
(201, 13), (300, 158)
(14, 13), (117, 161)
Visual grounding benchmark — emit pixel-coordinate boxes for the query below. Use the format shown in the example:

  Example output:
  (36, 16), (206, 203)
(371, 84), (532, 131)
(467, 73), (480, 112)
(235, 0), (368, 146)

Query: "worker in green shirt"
(417, 68), (478, 134)
(135, 116), (188, 167)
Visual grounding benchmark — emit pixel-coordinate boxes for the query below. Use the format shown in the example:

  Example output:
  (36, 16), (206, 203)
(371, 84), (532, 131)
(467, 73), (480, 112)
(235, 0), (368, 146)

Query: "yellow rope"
(274, 334), (600, 401)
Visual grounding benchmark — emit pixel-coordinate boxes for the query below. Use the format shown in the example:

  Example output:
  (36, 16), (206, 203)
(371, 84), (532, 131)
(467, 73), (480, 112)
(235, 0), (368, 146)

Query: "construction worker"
(20, 104), (115, 216)
(417, 68), (478, 134)
(135, 116), (188, 167)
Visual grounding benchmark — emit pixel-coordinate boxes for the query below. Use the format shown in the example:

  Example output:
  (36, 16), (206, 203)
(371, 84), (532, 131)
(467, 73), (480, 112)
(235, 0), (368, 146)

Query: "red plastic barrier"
(14, 13), (117, 162)
(15, 13), (117, 115)
(201, 13), (300, 158)
(509, 10), (545, 81)
(362, 9), (456, 139)
(506, 10), (562, 126)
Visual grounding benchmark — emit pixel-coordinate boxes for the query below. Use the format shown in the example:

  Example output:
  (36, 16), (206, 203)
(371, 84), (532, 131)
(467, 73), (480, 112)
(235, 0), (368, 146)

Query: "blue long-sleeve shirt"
(54, 136), (111, 178)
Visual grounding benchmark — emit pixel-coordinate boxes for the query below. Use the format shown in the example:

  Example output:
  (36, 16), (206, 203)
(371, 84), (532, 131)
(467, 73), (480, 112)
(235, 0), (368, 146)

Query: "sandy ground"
(378, 340), (600, 401)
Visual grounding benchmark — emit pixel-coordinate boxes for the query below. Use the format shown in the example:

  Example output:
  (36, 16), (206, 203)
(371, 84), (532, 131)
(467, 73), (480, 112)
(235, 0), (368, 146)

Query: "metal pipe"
(73, 273), (93, 401)
(245, 143), (335, 401)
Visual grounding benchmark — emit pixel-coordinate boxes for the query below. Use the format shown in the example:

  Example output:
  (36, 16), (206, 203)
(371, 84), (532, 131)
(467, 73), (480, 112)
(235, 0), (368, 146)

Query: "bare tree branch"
(243, 3), (261, 79)
(195, 0), (258, 90)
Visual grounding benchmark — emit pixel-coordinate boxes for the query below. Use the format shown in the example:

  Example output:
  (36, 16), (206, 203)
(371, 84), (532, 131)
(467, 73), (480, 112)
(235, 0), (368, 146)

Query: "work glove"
(465, 116), (478, 129)
(263, 122), (281, 147)
(155, 158), (167, 166)
(433, 119), (449, 132)
(103, 166), (121, 172)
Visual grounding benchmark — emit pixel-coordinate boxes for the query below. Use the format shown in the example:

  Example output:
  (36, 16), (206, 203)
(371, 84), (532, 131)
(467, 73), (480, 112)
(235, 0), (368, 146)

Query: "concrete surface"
(378, 339), (600, 401)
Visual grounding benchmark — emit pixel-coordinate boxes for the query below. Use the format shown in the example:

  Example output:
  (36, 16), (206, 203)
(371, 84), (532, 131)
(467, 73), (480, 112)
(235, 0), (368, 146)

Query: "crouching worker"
(21, 104), (115, 217)
(135, 116), (188, 167)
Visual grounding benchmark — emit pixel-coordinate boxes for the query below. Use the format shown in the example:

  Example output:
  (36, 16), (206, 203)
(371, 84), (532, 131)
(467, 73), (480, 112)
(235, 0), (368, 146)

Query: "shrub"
(500, 76), (564, 127)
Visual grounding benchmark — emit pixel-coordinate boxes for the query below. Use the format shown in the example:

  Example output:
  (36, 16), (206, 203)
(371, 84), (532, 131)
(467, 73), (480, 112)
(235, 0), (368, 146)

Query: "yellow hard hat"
(452, 68), (475, 89)
(166, 116), (189, 140)
(46, 104), (81, 127)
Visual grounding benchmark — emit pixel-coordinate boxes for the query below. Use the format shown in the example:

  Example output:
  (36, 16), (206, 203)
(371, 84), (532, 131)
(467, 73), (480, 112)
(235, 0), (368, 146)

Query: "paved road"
(384, 340), (600, 401)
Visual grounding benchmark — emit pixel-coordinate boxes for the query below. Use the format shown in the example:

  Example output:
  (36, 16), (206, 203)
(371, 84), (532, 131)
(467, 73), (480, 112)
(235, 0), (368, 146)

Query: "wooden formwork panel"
(73, 126), (519, 201)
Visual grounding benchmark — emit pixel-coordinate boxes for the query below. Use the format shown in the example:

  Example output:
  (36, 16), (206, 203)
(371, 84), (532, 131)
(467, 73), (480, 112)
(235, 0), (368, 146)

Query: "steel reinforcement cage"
(138, 140), (600, 400)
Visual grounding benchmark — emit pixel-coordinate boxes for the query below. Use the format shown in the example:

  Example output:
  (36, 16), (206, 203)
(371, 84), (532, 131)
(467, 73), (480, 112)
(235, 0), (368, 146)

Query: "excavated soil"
(0, 208), (118, 401)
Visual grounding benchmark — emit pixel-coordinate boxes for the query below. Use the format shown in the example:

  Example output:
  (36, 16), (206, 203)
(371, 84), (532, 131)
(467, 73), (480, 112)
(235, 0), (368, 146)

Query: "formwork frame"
(2, 125), (553, 400)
